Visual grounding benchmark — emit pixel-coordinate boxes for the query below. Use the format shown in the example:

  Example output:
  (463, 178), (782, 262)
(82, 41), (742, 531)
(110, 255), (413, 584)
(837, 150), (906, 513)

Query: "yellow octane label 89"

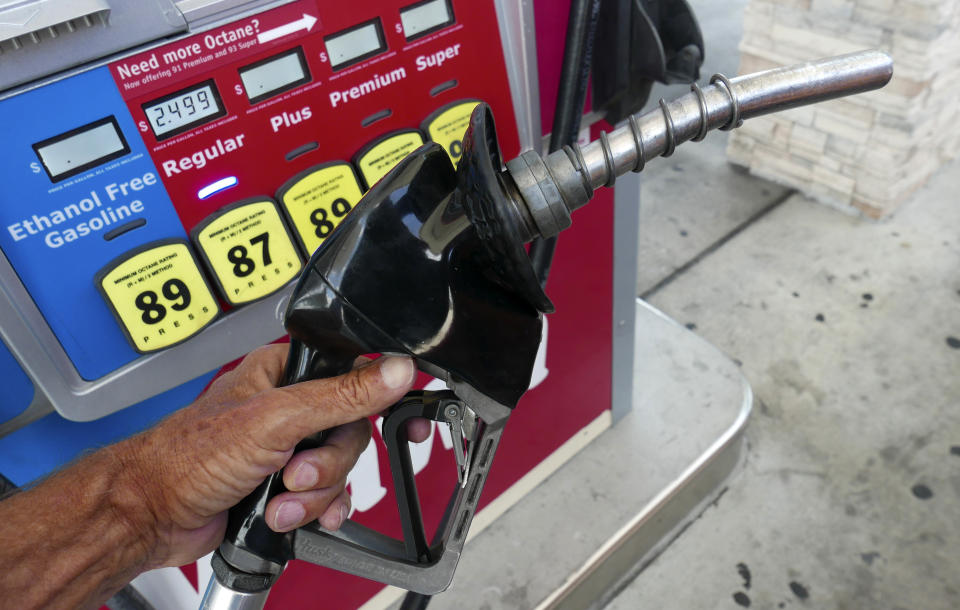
(99, 242), (218, 352)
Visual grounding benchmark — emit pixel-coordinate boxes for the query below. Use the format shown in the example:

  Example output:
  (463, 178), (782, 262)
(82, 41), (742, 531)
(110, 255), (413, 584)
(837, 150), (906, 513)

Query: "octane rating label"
(277, 163), (363, 255)
(98, 241), (218, 353)
(193, 199), (302, 305)
(355, 130), (424, 188)
(423, 100), (479, 165)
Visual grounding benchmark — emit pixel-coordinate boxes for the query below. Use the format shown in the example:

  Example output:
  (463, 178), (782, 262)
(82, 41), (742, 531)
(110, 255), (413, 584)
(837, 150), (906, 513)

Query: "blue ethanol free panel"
(0, 67), (190, 380)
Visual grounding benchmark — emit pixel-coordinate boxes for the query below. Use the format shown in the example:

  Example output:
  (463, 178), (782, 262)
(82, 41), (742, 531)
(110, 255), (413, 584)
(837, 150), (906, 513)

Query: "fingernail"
(293, 462), (318, 490)
(275, 501), (306, 531)
(380, 357), (415, 389)
(324, 500), (349, 531)
(320, 505), (340, 530)
(338, 500), (350, 528)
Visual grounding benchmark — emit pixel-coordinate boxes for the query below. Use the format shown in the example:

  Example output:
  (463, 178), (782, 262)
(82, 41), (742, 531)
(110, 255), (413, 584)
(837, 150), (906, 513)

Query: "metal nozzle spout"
(506, 50), (894, 240)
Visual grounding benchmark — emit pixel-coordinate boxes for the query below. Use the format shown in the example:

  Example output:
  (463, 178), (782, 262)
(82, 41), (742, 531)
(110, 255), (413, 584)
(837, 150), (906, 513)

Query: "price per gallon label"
(355, 130), (424, 189)
(422, 100), (480, 165)
(277, 163), (364, 255)
(97, 240), (219, 353)
(192, 198), (302, 305)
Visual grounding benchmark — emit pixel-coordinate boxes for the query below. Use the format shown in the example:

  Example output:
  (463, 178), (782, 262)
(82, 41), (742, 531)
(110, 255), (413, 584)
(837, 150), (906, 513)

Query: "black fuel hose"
(399, 591), (433, 610)
(529, 0), (603, 287)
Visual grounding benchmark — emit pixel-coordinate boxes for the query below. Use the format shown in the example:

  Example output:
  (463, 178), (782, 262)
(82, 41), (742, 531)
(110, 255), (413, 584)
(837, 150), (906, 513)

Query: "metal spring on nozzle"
(689, 72), (744, 139)
(563, 142), (593, 197)
(628, 114), (646, 172)
(708, 73), (743, 130)
(598, 131), (616, 187)
(565, 70), (745, 192)
(658, 98), (677, 157)
(690, 83), (709, 141)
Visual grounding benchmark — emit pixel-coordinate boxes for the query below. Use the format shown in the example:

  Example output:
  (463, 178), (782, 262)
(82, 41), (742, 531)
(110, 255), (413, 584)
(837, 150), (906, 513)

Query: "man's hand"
(118, 344), (418, 568)
(0, 345), (419, 609)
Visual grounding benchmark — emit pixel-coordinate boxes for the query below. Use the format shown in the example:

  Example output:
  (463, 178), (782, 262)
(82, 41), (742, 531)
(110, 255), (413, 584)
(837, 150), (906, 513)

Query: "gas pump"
(0, 1), (891, 609)
(0, 2), (609, 607)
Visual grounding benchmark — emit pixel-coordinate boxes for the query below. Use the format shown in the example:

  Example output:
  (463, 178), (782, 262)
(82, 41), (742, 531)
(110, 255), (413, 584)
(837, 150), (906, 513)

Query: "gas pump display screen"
(239, 47), (311, 104)
(33, 116), (131, 182)
(324, 19), (386, 70)
(142, 80), (226, 140)
(400, 0), (455, 40)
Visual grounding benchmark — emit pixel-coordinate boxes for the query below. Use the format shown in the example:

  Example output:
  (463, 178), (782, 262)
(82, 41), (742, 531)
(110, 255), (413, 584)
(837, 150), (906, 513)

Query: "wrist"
(0, 438), (168, 608)
(103, 437), (167, 570)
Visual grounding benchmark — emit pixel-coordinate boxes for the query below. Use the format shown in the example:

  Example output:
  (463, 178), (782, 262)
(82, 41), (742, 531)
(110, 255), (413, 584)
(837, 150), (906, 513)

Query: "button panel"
(277, 162), (365, 256)
(355, 129), (426, 189)
(192, 198), (303, 305)
(96, 240), (219, 353)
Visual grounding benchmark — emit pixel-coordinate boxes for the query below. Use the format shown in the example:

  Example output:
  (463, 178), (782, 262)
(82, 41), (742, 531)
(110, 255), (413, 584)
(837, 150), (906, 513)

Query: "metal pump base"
(367, 300), (752, 610)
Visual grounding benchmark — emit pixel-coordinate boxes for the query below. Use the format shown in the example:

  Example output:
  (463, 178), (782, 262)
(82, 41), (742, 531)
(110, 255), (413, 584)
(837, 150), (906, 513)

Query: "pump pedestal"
(360, 299), (751, 609)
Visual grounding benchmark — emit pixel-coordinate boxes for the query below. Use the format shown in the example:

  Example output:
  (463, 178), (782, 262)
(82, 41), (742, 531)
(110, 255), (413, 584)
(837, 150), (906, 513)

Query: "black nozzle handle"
(218, 338), (358, 579)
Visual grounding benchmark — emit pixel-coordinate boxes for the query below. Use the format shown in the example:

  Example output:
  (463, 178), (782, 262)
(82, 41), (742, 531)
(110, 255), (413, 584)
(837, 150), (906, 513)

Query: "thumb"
(254, 356), (416, 450)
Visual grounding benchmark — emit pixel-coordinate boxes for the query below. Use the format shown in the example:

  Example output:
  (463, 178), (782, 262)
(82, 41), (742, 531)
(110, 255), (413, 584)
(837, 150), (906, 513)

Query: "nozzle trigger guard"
(287, 381), (510, 593)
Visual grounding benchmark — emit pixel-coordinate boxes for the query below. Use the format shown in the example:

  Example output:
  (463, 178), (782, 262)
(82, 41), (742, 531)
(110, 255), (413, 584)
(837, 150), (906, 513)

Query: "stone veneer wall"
(727, 0), (960, 218)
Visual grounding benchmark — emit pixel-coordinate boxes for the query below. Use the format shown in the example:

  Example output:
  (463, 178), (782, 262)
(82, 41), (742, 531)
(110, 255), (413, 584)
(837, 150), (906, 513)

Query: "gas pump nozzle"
(202, 50), (892, 609)
(506, 49), (894, 241)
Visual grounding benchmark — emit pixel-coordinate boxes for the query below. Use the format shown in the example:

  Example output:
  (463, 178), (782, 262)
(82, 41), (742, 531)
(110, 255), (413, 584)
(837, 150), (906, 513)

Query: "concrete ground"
(603, 1), (960, 608)
(613, 164), (960, 610)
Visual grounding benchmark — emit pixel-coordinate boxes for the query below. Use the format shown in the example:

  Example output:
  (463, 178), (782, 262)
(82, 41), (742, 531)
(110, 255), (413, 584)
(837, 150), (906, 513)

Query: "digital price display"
(33, 116), (130, 182)
(142, 80), (226, 141)
(324, 19), (386, 71)
(400, 0), (455, 40)
(239, 47), (311, 104)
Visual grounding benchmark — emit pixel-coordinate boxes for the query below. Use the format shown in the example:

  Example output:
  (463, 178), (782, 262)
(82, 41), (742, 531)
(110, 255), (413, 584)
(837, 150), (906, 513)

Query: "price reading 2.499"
(149, 90), (211, 127)
(142, 81), (225, 140)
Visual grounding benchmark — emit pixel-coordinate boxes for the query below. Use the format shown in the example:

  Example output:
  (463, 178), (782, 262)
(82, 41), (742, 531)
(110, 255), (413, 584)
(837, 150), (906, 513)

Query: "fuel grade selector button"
(354, 129), (424, 188)
(96, 239), (219, 353)
(422, 99), (479, 165)
(191, 198), (302, 306)
(276, 162), (364, 256)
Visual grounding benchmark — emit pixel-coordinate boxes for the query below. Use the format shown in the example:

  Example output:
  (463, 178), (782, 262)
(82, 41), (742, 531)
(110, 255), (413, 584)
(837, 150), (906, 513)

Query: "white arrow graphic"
(256, 13), (317, 44)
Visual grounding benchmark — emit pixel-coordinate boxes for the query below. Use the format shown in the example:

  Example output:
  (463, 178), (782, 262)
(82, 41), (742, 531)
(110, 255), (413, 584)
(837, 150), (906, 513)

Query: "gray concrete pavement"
(610, 160), (960, 609)
(608, 2), (960, 607)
